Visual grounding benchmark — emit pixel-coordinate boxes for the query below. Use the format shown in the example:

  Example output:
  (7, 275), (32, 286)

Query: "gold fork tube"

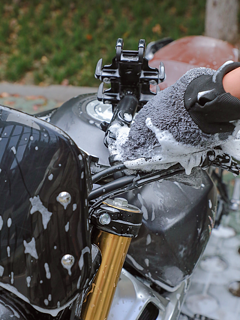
(81, 230), (131, 320)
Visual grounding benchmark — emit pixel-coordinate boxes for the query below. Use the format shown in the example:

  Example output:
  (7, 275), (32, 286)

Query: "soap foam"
(112, 66), (240, 174)
(122, 117), (221, 175)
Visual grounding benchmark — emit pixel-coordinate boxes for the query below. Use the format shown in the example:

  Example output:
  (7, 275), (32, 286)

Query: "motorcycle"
(0, 35), (238, 320)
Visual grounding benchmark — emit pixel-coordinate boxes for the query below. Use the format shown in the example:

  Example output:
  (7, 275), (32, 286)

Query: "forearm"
(223, 66), (240, 99)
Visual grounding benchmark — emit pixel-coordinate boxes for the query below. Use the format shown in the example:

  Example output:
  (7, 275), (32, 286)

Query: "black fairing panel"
(123, 170), (216, 288)
(0, 106), (92, 312)
(0, 287), (48, 320)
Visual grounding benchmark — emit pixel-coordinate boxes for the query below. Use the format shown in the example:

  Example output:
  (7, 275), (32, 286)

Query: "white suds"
(7, 218), (12, 228)
(141, 205), (148, 220)
(29, 196), (52, 229)
(77, 275), (82, 290)
(48, 174), (53, 181)
(146, 234), (151, 245)
(73, 204), (77, 211)
(11, 272), (14, 284)
(44, 263), (51, 279)
(151, 204), (155, 221)
(11, 146), (16, 154)
(110, 123), (130, 159)
(23, 238), (38, 259)
(7, 246), (10, 257)
(208, 200), (212, 209)
(0, 266), (4, 277)
(0, 216), (3, 230)
(117, 118), (240, 175)
(145, 258), (149, 267)
(26, 276), (31, 287)
(122, 118), (209, 174)
(178, 300), (181, 311)
(126, 254), (144, 271)
(65, 222), (69, 232)
(78, 247), (91, 270)
(137, 193), (148, 220)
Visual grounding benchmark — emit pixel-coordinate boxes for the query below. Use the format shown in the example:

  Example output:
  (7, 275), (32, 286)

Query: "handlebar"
(89, 163), (184, 203)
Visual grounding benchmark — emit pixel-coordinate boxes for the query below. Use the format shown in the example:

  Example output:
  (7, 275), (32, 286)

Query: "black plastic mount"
(91, 198), (142, 238)
(95, 38), (165, 108)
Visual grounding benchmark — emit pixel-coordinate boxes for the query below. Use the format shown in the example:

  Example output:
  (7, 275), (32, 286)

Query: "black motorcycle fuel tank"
(122, 170), (216, 288)
(47, 93), (110, 166)
(0, 105), (93, 315)
(49, 94), (217, 289)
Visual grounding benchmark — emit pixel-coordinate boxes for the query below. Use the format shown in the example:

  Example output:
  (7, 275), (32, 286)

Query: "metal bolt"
(99, 213), (111, 225)
(149, 80), (157, 86)
(103, 77), (110, 83)
(61, 254), (75, 267)
(57, 192), (71, 210)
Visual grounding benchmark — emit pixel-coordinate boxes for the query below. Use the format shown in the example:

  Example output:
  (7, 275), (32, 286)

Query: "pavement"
(0, 82), (98, 114)
(181, 175), (240, 320)
(1, 82), (240, 319)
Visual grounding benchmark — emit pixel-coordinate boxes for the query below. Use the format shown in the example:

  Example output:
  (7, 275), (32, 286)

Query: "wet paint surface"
(0, 105), (92, 314)
(124, 169), (217, 288)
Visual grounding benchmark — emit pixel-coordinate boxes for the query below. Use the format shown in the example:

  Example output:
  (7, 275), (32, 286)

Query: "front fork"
(81, 231), (131, 320)
(81, 198), (142, 320)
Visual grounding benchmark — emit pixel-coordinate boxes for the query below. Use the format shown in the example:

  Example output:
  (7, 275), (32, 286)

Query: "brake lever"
(201, 149), (240, 175)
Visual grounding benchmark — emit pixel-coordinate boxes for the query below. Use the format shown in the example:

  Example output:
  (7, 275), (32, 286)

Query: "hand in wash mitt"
(115, 61), (240, 174)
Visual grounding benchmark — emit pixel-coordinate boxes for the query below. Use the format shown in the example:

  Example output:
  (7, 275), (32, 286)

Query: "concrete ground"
(181, 176), (240, 320)
(0, 82), (98, 114)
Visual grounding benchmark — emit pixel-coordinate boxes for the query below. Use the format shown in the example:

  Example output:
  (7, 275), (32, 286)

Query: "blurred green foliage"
(0, 0), (207, 86)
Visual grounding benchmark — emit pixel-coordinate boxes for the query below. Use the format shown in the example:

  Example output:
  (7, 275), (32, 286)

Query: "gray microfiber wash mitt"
(113, 62), (240, 174)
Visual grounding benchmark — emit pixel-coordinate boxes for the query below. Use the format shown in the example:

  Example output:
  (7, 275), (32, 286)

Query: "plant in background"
(0, 0), (212, 86)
